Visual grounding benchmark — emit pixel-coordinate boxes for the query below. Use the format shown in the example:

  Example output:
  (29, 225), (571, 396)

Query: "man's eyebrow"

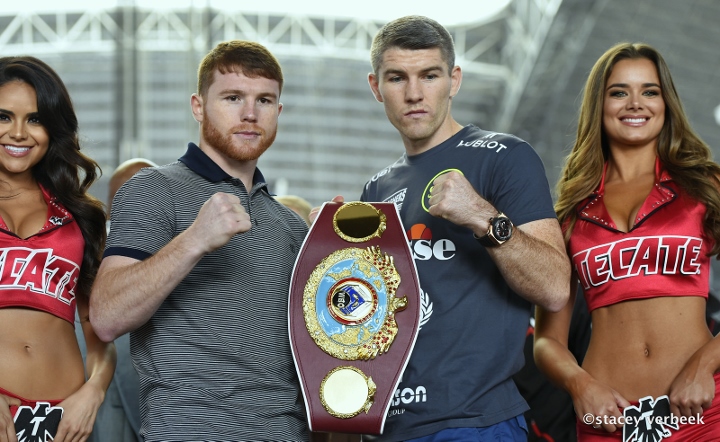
(382, 65), (444, 76)
(218, 89), (278, 99)
(381, 69), (405, 76)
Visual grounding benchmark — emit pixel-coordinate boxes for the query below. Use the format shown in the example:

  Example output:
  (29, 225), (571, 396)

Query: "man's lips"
(232, 127), (263, 138)
(405, 109), (428, 117)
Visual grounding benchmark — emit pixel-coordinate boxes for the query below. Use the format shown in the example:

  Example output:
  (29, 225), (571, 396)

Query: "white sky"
(5, 0), (512, 26)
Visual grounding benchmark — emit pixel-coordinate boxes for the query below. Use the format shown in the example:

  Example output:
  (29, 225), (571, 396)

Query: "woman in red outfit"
(0, 57), (114, 441)
(534, 43), (720, 441)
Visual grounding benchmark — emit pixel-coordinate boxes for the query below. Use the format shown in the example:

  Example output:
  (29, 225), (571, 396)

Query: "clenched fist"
(427, 171), (495, 232)
(187, 192), (252, 254)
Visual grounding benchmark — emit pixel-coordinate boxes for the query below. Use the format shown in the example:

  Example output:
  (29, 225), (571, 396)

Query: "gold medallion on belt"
(303, 202), (408, 419)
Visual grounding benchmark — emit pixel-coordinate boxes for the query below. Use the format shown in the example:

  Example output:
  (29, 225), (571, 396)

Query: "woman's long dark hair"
(0, 56), (106, 298)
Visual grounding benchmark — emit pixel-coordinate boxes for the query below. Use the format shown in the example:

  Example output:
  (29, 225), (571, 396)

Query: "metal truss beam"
(0, 11), (120, 53)
(0, 1), (562, 132)
(0, 7), (512, 80)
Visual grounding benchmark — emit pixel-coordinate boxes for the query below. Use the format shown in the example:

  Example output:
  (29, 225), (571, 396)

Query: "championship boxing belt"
(289, 202), (421, 434)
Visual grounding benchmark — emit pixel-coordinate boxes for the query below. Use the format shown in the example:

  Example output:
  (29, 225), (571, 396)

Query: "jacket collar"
(0, 184), (74, 237)
(577, 157), (676, 232)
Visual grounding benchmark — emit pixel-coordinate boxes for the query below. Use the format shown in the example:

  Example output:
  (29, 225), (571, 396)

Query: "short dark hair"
(197, 40), (283, 97)
(370, 15), (455, 74)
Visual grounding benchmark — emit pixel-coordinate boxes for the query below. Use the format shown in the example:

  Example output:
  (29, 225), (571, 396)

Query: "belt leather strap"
(289, 202), (421, 434)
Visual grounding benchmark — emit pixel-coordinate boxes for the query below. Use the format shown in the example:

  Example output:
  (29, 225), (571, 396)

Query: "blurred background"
(2, 0), (719, 278)
(2, 3), (719, 440)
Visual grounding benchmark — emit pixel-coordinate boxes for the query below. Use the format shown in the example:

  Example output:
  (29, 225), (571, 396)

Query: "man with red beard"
(89, 41), (311, 441)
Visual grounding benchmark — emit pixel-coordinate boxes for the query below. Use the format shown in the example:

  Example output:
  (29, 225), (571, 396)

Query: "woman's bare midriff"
(0, 308), (85, 400)
(582, 295), (712, 401)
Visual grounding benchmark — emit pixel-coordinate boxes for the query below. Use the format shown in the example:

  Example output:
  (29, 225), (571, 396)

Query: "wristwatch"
(475, 212), (514, 247)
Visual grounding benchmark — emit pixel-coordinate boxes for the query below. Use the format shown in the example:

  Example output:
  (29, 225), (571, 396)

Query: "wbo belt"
(289, 202), (421, 435)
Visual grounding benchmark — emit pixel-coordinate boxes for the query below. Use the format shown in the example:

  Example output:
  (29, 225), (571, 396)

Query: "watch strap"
(474, 212), (512, 247)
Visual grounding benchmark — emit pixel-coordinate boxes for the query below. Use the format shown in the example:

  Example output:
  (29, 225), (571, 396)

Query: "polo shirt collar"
(178, 143), (268, 187)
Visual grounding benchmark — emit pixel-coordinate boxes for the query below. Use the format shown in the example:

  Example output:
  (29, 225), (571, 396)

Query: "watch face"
(493, 218), (513, 241)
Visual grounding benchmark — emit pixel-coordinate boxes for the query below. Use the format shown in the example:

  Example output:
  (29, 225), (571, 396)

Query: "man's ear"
(190, 93), (204, 123)
(450, 65), (462, 98)
(368, 73), (383, 103)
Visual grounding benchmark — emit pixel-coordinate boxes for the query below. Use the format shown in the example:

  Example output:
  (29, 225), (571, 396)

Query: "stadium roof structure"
(0, 0), (563, 129)
(0, 0), (564, 204)
(3, 0), (718, 205)
(511, 0), (720, 187)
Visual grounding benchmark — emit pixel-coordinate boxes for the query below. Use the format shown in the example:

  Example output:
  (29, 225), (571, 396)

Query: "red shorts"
(1, 386), (63, 436)
(577, 373), (720, 441)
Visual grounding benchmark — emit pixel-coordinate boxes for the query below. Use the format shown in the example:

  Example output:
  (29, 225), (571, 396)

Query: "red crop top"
(0, 186), (84, 323)
(568, 160), (712, 312)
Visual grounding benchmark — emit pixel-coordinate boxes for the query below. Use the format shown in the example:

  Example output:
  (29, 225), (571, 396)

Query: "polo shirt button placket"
(229, 178), (255, 225)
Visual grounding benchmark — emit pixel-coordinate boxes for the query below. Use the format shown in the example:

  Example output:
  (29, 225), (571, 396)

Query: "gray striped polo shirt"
(105, 143), (310, 441)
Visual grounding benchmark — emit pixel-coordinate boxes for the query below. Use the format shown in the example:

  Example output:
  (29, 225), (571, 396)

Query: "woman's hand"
(571, 375), (631, 433)
(0, 393), (21, 442)
(52, 382), (104, 442)
(669, 354), (715, 418)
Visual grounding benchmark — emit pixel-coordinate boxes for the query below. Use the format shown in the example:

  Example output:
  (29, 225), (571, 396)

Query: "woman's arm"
(55, 295), (116, 441)
(534, 280), (630, 432)
(668, 175), (720, 418)
(669, 331), (720, 418)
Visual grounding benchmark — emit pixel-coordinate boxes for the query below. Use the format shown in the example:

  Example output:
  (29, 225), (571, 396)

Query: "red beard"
(202, 115), (276, 162)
